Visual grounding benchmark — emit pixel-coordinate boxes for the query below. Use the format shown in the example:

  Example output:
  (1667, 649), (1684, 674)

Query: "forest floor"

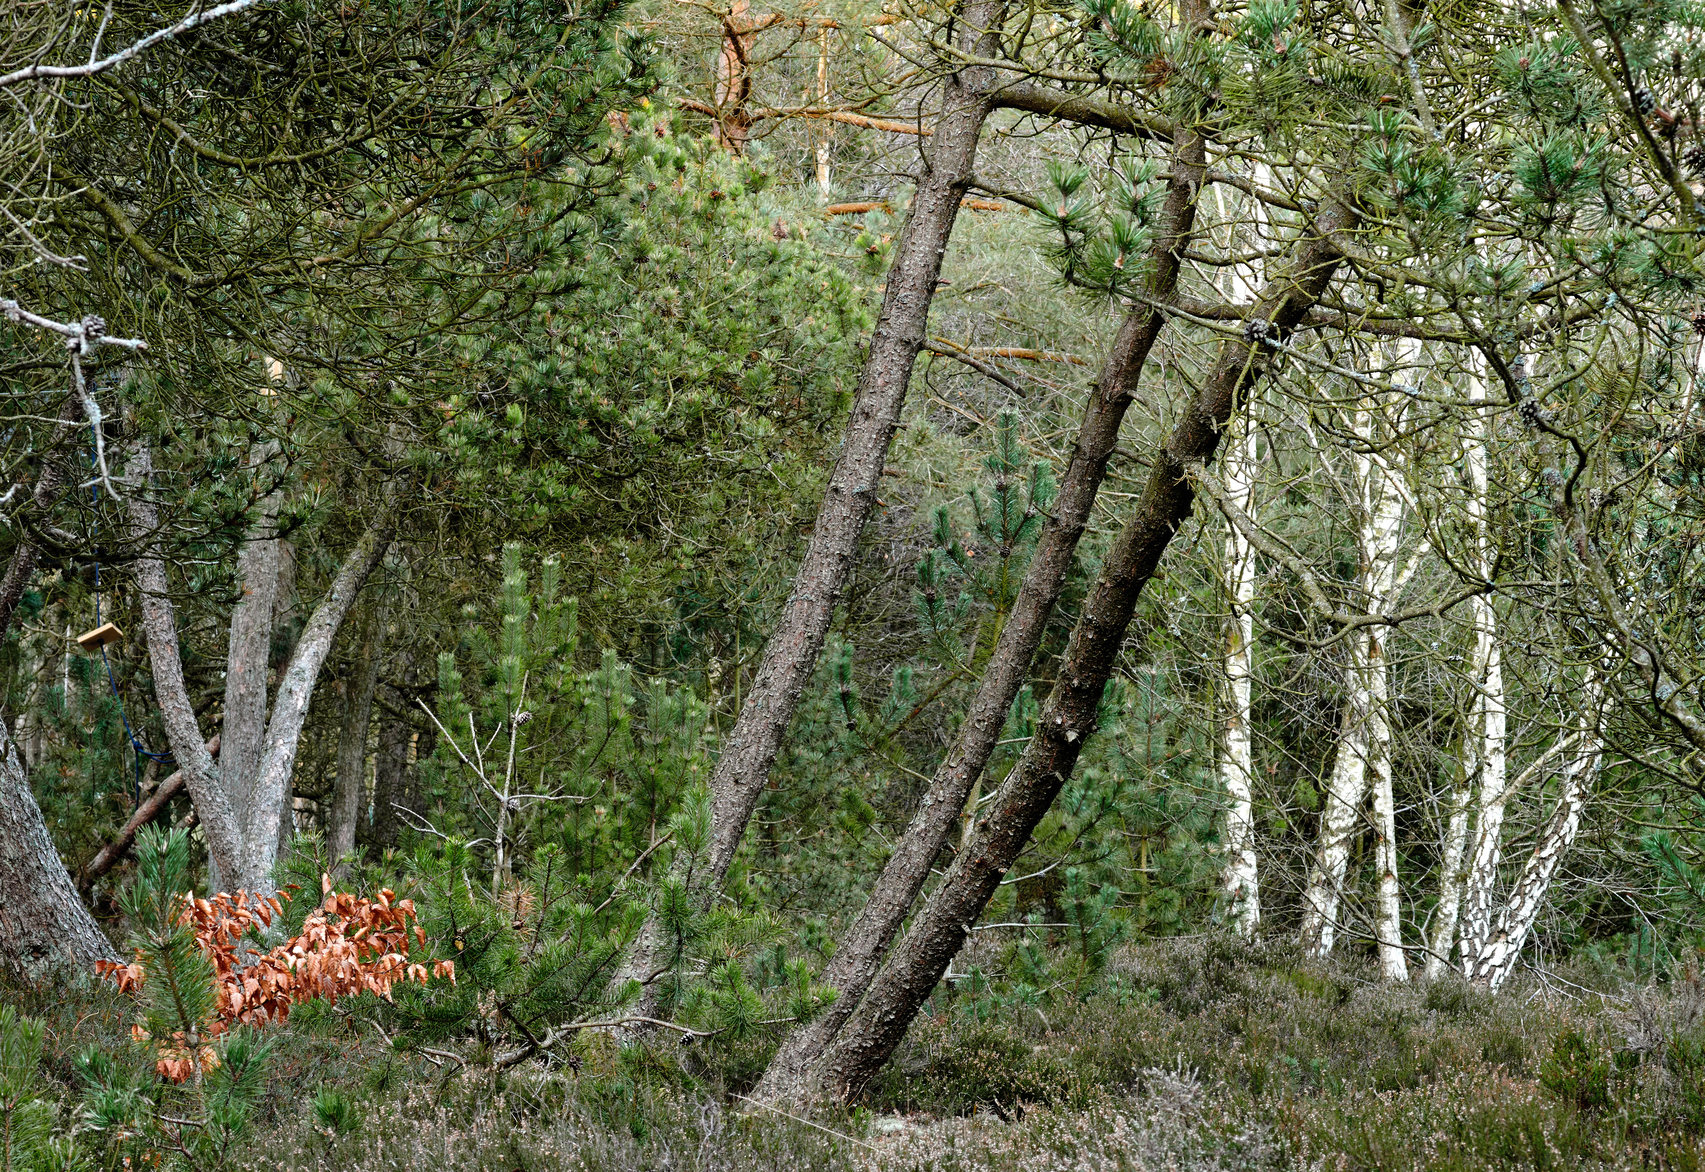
(14, 936), (1705, 1172)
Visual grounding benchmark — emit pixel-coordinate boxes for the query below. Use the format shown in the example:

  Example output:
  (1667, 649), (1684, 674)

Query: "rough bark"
(329, 596), (388, 863)
(0, 713), (117, 978)
(243, 509), (395, 888)
(748, 107), (1209, 1105)
(0, 394), (120, 975)
(614, 0), (1006, 1000)
(811, 190), (1355, 1104)
(216, 441), (283, 888)
(78, 734), (220, 893)
(366, 698), (413, 850)
(132, 436), (398, 893)
(129, 440), (247, 887)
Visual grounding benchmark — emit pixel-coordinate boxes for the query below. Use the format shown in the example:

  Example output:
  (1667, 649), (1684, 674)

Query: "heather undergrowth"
(13, 936), (1705, 1171)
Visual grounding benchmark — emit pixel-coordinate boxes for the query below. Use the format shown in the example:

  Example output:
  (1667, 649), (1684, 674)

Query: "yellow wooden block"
(76, 622), (124, 651)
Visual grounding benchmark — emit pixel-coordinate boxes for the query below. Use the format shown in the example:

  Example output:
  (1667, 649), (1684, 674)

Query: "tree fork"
(811, 191), (1356, 1104)
(749, 95), (1209, 1108)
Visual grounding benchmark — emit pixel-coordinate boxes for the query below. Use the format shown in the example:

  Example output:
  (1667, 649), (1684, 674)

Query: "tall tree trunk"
(329, 595), (388, 863)
(1300, 651), (1371, 957)
(1219, 412), (1261, 936)
(1427, 359), (1501, 979)
(1299, 385), (1410, 974)
(213, 441), (282, 890)
(366, 695), (413, 851)
(614, 0), (1006, 1001)
(0, 713), (116, 976)
(243, 510), (395, 889)
(807, 191), (1355, 1105)
(1367, 624), (1406, 981)
(1467, 677), (1603, 990)
(1214, 162), (1268, 938)
(0, 395), (127, 974)
(1458, 665), (1514, 968)
(749, 104), (1209, 1105)
(130, 440), (247, 885)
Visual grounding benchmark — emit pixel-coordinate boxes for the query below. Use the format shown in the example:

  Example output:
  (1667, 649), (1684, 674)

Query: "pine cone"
(1518, 396), (1549, 429)
(1634, 86), (1658, 116)
(80, 315), (106, 341)
(1687, 144), (1705, 175)
(1243, 317), (1273, 345)
(1692, 309), (1705, 337)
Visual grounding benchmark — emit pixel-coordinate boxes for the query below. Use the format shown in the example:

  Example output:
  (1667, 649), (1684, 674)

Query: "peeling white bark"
(1468, 677), (1604, 990)
(1219, 414), (1261, 936)
(1300, 352), (1411, 975)
(1429, 358), (1504, 979)
(1216, 166), (1266, 938)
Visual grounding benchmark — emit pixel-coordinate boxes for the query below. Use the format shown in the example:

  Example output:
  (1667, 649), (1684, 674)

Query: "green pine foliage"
(75, 828), (273, 1172)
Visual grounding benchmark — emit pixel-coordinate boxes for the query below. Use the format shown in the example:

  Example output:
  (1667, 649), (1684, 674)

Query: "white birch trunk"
(1428, 358), (1504, 978)
(1216, 166), (1266, 937)
(1468, 677), (1604, 990)
(1299, 382), (1408, 971)
(1363, 391), (1409, 981)
(1301, 638), (1371, 957)
(1219, 415), (1261, 935)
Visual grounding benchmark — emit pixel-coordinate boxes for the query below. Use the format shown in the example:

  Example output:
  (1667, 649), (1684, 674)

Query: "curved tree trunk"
(613, 0), (1007, 1003)
(132, 436), (398, 894)
(808, 190), (1355, 1105)
(1467, 677), (1603, 990)
(0, 714), (115, 978)
(0, 393), (120, 976)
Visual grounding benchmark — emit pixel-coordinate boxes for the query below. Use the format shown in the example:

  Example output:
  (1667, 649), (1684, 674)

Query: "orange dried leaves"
(98, 875), (455, 1080)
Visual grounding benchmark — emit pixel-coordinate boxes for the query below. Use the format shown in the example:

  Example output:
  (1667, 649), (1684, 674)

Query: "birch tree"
(1298, 363), (1418, 979)
(1427, 356), (1506, 979)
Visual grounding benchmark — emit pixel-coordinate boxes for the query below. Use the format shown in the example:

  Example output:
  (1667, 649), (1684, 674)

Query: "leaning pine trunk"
(747, 87), (1210, 1106)
(808, 190), (1355, 1105)
(0, 395), (119, 974)
(612, 0), (1008, 1003)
